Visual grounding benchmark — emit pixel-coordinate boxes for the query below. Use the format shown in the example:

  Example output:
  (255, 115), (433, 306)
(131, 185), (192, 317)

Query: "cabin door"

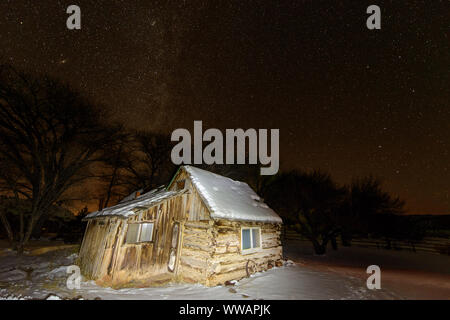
(168, 222), (180, 272)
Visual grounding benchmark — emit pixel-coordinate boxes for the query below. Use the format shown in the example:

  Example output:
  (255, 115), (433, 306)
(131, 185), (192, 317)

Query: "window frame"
(138, 222), (154, 243)
(240, 226), (262, 254)
(125, 223), (141, 244)
(125, 222), (155, 244)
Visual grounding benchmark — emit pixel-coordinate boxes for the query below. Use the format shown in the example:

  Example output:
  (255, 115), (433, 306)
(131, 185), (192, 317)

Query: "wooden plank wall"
(103, 194), (189, 285)
(78, 217), (123, 279)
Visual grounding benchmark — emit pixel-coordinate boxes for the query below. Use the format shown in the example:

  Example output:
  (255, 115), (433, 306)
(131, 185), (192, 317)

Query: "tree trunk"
(341, 234), (352, 247)
(331, 237), (338, 250)
(19, 210), (24, 247)
(385, 238), (392, 250)
(104, 166), (118, 209)
(98, 198), (105, 211)
(17, 215), (37, 254)
(0, 211), (14, 247)
(32, 216), (45, 239)
(312, 239), (327, 255)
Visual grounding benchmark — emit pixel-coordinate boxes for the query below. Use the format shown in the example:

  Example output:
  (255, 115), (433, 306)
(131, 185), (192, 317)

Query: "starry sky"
(1, 1), (449, 214)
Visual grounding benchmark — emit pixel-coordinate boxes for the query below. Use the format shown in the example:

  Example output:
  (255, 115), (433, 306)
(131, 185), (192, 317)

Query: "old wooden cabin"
(78, 165), (283, 287)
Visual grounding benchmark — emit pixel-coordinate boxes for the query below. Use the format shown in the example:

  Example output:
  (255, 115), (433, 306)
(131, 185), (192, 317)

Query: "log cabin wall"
(170, 175), (213, 284)
(165, 166), (213, 284)
(205, 219), (283, 286)
(170, 167), (283, 286)
(176, 213), (213, 283)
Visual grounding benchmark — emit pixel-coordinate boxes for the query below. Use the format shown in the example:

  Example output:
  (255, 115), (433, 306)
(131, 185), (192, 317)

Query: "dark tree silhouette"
(265, 170), (346, 255)
(0, 64), (121, 252)
(335, 176), (407, 249)
(119, 131), (175, 194)
(347, 176), (405, 236)
(96, 133), (130, 210)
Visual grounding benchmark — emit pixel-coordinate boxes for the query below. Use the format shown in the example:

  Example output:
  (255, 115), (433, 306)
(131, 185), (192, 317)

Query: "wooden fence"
(281, 228), (450, 256)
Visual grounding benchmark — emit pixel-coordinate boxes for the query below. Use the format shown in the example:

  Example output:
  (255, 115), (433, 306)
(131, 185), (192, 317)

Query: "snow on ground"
(47, 262), (398, 300)
(0, 239), (448, 300)
(284, 240), (450, 300)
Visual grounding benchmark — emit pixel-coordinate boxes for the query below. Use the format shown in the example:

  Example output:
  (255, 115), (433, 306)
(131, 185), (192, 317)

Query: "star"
(0, 1), (447, 214)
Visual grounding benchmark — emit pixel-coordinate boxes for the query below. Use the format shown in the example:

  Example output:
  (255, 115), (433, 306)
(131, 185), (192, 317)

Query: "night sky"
(1, 1), (449, 214)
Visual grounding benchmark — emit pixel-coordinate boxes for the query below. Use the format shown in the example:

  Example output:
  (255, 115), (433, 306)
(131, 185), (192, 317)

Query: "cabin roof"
(182, 165), (282, 223)
(84, 188), (183, 220)
(84, 166), (282, 224)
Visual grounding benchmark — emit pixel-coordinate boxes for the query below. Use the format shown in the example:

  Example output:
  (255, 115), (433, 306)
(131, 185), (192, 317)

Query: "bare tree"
(265, 170), (346, 255)
(96, 133), (131, 210)
(94, 130), (175, 210)
(119, 131), (175, 193)
(342, 176), (406, 247)
(0, 64), (121, 252)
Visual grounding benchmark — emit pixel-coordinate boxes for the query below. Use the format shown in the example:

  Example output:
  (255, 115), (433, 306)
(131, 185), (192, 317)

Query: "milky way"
(1, 1), (449, 213)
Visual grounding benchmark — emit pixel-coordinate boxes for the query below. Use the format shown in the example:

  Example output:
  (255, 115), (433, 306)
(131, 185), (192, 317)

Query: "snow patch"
(66, 253), (78, 261)
(47, 266), (68, 278)
(0, 269), (27, 281)
(0, 289), (32, 300)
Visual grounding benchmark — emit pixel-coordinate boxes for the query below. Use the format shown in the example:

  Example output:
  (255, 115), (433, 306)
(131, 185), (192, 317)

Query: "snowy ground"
(283, 240), (450, 300)
(0, 239), (449, 300)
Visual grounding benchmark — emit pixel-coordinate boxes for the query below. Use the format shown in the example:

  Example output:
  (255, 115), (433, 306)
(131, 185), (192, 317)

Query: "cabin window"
(139, 223), (154, 242)
(125, 222), (154, 244)
(252, 228), (261, 248)
(241, 227), (261, 253)
(125, 224), (140, 243)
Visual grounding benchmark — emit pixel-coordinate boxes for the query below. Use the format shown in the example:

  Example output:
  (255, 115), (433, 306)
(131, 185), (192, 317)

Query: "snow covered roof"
(118, 189), (144, 204)
(84, 166), (282, 223)
(182, 166), (282, 223)
(84, 188), (183, 219)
